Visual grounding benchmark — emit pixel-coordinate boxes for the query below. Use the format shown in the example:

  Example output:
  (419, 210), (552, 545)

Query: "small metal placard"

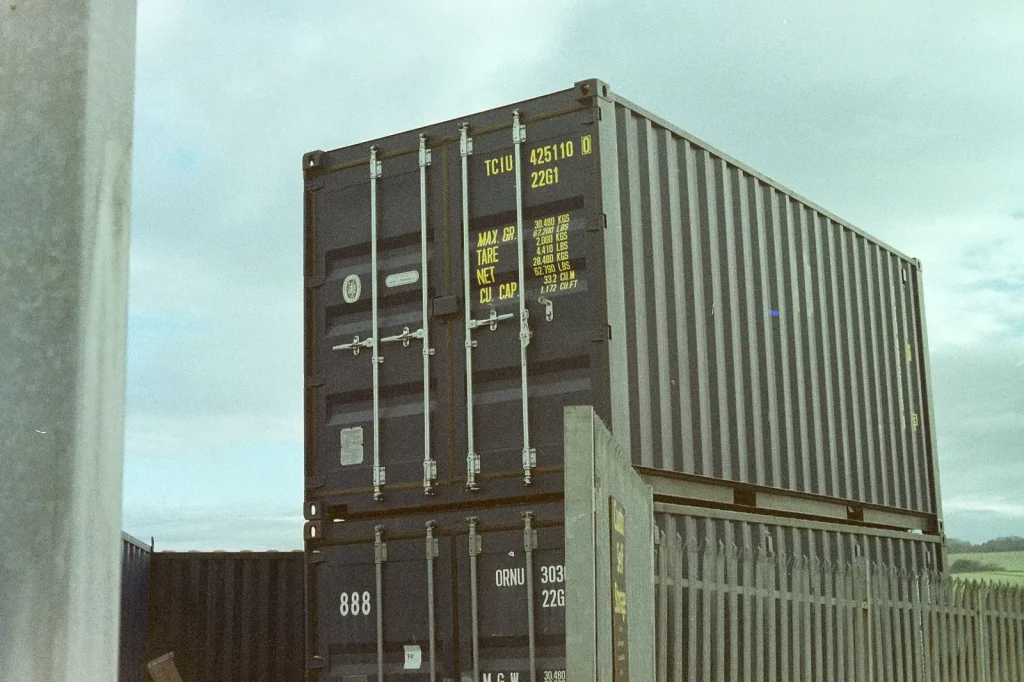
(340, 427), (364, 465)
(609, 496), (630, 681)
(385, 270), (419, 288)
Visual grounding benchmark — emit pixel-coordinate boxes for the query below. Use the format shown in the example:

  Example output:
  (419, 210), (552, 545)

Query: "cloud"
(932, 339), (1024, 505)
(906, 214), (1024, 348)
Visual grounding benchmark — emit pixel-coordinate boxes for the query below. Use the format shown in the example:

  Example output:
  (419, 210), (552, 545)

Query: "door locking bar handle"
(380, 327), (430, 347)
(469, 308), (515, 332)
(333, 335), (374, 354)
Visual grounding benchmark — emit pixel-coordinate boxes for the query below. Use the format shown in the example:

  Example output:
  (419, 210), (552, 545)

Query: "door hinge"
(467, 517), (483, 556)
(369, 146), (382, 179)
(304, 374), (324, 388)
(591, 325), (612, 342)
(522, 512), (538, 551)
(460, 125), (474, 156)
(419, 135), (432, 168)
(512, 110), (527, 144)
(304, 275), (325, 289)
(305, 476), (325, 490)
(426, 522), (439, 558)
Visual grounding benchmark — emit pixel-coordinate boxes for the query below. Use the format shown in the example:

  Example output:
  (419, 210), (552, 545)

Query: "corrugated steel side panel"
(148, 551), (305, 682)
(120, 533), (152, 682)
(598, 89), (939, 516)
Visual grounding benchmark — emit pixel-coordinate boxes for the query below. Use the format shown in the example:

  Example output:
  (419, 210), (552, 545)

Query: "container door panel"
(455, 112), (596, 501)
(456, 506), (566, 682)
(313, 143), (452, 512)
(315, 530), (454, 680)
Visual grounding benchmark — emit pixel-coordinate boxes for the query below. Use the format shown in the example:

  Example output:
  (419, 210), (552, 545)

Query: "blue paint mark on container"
(766, 309), (780, 317)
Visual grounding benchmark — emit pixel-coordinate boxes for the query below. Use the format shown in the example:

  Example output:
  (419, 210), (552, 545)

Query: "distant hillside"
(948, 550), (1024, 586)
(947, 536), (1024, 554)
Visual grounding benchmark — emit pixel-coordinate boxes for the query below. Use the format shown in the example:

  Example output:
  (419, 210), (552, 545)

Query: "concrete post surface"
(564, 406), (656, 681)
(0, 1), (136, 679)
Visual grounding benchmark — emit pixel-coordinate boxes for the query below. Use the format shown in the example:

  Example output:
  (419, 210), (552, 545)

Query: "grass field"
(948, 550), (1024, 585)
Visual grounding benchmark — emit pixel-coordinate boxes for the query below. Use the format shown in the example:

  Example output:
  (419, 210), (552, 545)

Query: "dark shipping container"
(302, 79), (942, 531)
(120, 533), (152, 682)
(306, 504), (942, 681)
(147, 550), (305, 682)
(305, 407), (943, 680)
(307, 500), (566, 680)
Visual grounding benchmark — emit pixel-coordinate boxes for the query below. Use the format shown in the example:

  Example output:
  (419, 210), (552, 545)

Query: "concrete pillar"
(0, 1), (136, 679)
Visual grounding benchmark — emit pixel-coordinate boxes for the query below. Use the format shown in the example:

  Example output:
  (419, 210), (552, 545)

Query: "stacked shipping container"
(120, 533), (152, 682)
(146, 551), (305, 682)
(302, 79), (944, 680)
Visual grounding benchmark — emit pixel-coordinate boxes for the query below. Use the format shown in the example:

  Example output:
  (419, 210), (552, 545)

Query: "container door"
(454, 111), (596, 501)
(457, 509), (567, 682)
(311, 136), (452, 511)
(311, 525), (454, 680)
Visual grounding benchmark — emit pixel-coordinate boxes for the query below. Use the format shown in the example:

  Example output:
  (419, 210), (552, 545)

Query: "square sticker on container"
(340, 427), (364, 465)
(403, 644), (422, 669)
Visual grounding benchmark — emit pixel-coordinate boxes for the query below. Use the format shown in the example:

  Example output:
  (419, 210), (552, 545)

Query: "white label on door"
(385, 270), (419, 288)
(403, 644), (422, 669)
(340, 427), (364, 465)
(342, 274), (362, 303)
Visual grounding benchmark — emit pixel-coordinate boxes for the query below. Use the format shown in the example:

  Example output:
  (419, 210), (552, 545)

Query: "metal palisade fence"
(654, 531), (1024, 681)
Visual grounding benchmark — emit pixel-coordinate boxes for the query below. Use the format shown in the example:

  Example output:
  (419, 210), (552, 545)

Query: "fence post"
(976, 586), (989, 682)
(857, 545), (874, 682)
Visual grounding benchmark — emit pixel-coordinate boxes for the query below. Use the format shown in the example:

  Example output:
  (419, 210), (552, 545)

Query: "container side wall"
(119, 535), (151, 682)
(603, 93), (936, 515)
(148, 552), (305, 682)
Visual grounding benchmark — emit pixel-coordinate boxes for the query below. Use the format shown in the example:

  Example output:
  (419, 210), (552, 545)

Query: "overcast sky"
(122, 0), (1024, 549)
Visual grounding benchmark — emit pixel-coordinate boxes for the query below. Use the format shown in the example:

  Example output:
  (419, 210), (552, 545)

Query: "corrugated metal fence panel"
(120, 533), (152, 682)
(148, 551), (305, 682)
(653, 527), (1024, 682)
(599, 90), (938, 516)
